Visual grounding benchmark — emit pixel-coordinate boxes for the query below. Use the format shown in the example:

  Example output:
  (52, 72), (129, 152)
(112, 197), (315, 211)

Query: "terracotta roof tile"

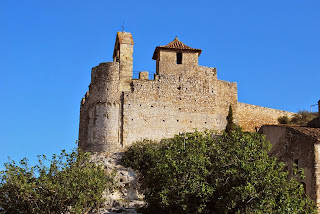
(262, 124), (320, 142)
(152, 37), (202, 60)
(289, 126), (320, 141)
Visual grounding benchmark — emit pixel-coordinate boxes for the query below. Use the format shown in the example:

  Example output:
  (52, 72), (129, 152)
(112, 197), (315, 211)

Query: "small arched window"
(176, 52), (182, 64)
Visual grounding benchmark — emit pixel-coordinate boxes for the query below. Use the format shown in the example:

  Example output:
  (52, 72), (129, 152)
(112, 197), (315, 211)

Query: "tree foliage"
(290, 111), (317, 125)
(278, 115), (290, 124)
(122, 130), (316, 214)
(278, 111), (317, 125)
(0, 149), (116, 214)
(225, 105), (236, 133)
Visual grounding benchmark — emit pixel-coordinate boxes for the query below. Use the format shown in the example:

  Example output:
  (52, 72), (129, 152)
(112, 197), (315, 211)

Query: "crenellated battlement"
(78, 31), (293, 153)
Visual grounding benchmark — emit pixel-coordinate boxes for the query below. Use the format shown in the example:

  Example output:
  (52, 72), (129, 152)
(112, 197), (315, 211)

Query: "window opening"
(177, 52), (182, 64)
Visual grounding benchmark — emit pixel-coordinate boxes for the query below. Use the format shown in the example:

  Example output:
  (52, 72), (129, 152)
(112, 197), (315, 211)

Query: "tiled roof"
(290, 126), (320, 141)
(152, 37), (202, 60)
(262, 124), (320, 142)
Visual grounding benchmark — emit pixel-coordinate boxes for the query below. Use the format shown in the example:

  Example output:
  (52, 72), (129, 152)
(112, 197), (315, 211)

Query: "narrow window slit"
(176, 52), (182, 64)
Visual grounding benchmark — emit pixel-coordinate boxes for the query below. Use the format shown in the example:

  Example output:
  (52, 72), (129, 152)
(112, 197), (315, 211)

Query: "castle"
(79, 31), (294, 153)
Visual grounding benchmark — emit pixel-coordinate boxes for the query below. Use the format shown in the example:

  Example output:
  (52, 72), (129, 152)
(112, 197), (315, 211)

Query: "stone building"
(79, 31), (294, 153)
(259, 103), (320, 211)
(260, 124), (320, 212)
(308, 101), (320, 128)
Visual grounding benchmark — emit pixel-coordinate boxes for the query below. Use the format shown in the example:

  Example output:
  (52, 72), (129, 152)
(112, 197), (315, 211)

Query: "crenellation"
(78, 31), (320, 212)
(79, 31), (292, 151)
(138, 71), (149, 80)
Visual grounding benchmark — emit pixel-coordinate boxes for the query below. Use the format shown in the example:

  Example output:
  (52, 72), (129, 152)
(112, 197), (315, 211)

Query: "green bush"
(278, 111), (317, 126)
(122, 130), (316, 214)
(225, 105), (236, 133)
(0, 149), (116, 214)
(290, 111), (317, 125)
(278, 115), (290, 124)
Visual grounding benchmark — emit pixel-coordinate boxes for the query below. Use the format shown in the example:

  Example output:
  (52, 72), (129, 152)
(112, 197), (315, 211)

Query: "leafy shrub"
(122, 139), (161, 175)
(278, 111), (317, 126)
(122, 130), (316, 214)
(0, 149), (116, 214)
(278, 115), (290, 124)
(290, 111), (317, 125)
(226, 105), (236, 133)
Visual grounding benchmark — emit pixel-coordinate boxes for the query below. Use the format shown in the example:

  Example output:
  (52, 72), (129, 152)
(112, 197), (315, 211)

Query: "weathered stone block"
(139, 72), (149, 80)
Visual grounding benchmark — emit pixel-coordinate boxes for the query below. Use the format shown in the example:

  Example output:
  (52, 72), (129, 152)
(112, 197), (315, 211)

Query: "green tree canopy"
(122, 130), (315, 213)
(0, 149), (116, 214)
(225, 104), (236, 133)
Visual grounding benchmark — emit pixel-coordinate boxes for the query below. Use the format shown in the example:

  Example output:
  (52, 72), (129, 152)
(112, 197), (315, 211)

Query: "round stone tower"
(79, 32), (134, 153)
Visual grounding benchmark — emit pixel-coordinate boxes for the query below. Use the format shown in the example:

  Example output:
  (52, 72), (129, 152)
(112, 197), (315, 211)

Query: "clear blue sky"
(1, 0), (319, 168)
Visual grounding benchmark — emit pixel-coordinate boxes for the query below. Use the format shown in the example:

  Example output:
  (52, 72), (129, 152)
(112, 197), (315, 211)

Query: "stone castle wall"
(237, 102), (295, 132)
(79, 62), (122, 153)
(79, 31), (293, 152)
(156, 50), (199, 75)
(78, 32), (320, 213)
(216, 80), (238, 129)
(121, 66), (237, 146)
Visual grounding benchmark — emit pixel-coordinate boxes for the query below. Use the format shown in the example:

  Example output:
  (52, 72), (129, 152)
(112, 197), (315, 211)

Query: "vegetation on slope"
(122, 130), (315, 213)
(278, 110), (317, 125)
(0, 148), (116, 214)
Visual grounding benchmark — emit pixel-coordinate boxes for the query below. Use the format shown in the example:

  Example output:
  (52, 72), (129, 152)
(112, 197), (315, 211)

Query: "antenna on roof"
(310, 103), (318, 113)
(121, 21), (125, 32)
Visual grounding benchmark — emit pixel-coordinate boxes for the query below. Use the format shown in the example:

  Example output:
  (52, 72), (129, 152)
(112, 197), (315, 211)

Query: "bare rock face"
(90, 151), (145, 214)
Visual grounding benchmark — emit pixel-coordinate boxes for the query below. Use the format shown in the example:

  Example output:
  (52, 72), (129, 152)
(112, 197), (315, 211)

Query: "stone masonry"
(260, 125), (320, 212)
(79, 31), (294, 153)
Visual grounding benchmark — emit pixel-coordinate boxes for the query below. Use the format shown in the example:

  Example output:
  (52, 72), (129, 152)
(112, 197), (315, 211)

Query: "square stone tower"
(113, 32), (134, 92)
(152, 36), (202, 76)
(79, 31), (293, 154)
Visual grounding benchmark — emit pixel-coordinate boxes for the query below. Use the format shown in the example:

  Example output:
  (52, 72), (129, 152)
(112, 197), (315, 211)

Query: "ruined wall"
(260, 125), (318, 206)
(237, 102), (295, 131)
(79, 62), (121, 153)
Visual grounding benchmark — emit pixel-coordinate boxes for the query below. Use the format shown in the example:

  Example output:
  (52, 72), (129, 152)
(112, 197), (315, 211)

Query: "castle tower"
(152, 37), (202, 75)
(79, 32), (135, 153)
(113, 32), (134, 92)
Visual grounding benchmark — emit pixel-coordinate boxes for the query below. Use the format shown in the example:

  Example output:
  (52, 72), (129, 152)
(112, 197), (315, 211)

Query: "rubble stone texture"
(79, 31), (294, 153)
(90, 152), (144, 213)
